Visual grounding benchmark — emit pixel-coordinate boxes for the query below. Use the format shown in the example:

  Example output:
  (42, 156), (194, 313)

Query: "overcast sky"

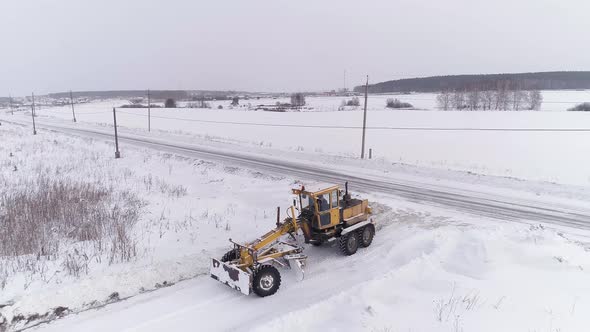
(1, 0), (589, 96)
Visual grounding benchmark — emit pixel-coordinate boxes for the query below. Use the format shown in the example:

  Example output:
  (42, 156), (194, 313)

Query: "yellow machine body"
(211, 183), (374, 297)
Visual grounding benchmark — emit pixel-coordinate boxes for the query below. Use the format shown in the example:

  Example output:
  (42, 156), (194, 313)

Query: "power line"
(39, 109), (111, 115)
(115, 110), (590, 132)
(77, 111), (112, 115)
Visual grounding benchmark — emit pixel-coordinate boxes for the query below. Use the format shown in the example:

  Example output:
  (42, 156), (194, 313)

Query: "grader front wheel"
(252, 265), (281, 297)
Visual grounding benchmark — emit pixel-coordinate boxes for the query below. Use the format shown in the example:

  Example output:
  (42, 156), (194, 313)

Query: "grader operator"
(210, 182), (375, 297)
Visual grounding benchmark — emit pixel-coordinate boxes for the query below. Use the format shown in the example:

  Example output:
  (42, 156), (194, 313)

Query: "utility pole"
(31, 93), (37, 135)
(360, 76), (369, 159)
(70, 90), (77, 122)
(113, 107), (121, 158)
(147, 89), (151, 132)
(8, 94), (13, 115)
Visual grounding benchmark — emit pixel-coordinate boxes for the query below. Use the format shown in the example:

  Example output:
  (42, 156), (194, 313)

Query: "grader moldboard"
(210, 182), (375, 297)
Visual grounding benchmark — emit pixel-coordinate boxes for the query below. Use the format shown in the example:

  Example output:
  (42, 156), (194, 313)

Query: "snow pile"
(29, 203), (590, 332)
(254, 221), (590, 332)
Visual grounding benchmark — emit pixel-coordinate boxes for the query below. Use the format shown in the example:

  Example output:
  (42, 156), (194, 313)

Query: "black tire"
(221, 249), (240, 262)
(311, 240), (323, 247)
(252, 265), (281, 297)
(339, 232), (359, 256)
(358, 224), (375, 248)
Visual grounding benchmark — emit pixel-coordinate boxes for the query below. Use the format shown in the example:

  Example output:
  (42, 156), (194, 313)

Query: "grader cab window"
(317, 194), (330, 212)
(300, 194), (310, 210)
(331, 190), (338, 208)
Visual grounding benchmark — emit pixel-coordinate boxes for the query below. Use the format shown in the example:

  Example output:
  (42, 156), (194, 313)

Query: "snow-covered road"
(4, 118), (590, 234)
(30, 226), (399, 332)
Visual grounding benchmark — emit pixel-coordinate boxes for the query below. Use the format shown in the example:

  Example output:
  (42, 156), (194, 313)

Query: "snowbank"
(254, 219), (590, 332)
(30, 202), (590, 332)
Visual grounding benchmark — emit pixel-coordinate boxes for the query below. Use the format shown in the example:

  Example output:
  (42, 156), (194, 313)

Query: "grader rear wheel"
(339, 232), (359, 256)
(359, 224), (375, 248)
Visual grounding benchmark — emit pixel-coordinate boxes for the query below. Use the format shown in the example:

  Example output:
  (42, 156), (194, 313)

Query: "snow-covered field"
(0, 124), (298, 330)
(1, 91), (590, 331)
(13, 90), (590, 187)
(0, 119), (589, 331)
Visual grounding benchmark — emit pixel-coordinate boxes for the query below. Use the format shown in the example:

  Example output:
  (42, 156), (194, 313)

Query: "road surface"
(4, 118), (589, 231)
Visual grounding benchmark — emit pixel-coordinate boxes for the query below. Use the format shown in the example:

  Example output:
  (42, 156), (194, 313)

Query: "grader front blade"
(210, 258), (252, 295)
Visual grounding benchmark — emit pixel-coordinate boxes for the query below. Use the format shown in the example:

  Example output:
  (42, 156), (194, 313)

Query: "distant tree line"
(47, 90), (248, 101)
(355, 71), (590, 94)
(436, 80), (543, 111)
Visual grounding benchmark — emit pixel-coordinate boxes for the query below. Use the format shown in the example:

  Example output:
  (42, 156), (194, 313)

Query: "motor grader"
(210, 182), (374, 297)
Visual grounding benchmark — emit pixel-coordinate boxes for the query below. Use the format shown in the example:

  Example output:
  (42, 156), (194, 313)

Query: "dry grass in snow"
(0, 123), (293, 331)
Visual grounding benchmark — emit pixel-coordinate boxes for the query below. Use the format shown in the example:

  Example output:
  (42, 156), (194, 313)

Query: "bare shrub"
(568, 102), (590, 112)
(187, 100), (211, 109)
(481, 90), (495, 110)
(386, 98), (413, 109)
(290, 93), (306, 107)
(528, 90), (543, 110)
(164, 98), (176, 108)
(466, 88), (481, 110)
(495, 81), (511, 110)
(109, 219), (137, 264)
(437, 83), (541, 111)
(436, 90), (452, 110)
(62, 250), (90, 278)
(0, 175), (144, 265)
(434, 284), (483, 324)
(168, 185), (188, 198)
(511, 89), (526, 111)
(0, 264), (7, 289)
(493, 296), (506, 310)
(345, 97), (360, 106)
(153, 178), (187, 197)
(461, 291), (481, 310)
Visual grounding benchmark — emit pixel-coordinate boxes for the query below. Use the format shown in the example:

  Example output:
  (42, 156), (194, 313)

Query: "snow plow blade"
(210, 258), (252, 295)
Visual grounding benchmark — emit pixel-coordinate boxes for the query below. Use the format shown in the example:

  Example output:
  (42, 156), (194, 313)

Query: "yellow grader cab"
(210, 182), (374, 297)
